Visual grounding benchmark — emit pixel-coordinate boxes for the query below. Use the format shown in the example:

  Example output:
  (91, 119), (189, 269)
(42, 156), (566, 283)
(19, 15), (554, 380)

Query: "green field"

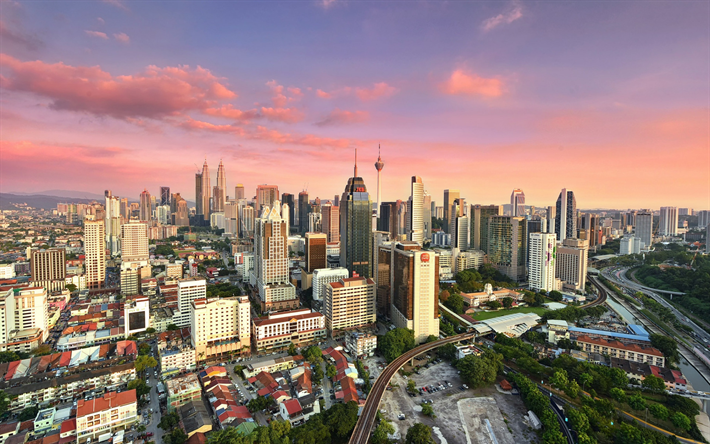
(468, 306), (548, 321)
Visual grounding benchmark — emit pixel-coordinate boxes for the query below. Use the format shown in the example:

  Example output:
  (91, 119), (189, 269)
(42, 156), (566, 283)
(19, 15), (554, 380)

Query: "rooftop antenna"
(354, 148), (358, 177)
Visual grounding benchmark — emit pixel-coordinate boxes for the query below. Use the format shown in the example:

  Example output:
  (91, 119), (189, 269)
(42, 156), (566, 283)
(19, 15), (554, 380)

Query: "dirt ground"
(379, 359), (539, 443)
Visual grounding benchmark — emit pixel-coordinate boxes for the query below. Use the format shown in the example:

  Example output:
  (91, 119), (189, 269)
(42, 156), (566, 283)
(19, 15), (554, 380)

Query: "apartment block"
(252, 308), (326, 351)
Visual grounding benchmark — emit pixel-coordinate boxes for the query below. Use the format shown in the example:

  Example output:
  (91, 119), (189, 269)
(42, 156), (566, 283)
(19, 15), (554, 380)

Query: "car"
(398, 414), (406, 420)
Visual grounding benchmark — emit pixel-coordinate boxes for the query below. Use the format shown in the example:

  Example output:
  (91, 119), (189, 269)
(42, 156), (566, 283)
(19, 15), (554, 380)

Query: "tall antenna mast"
(354, 148), (358, 177)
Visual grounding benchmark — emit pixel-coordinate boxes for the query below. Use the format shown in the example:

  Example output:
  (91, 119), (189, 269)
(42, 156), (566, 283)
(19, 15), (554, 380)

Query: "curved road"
(348, 332), (476, 444)
(583, 275), (607, 308)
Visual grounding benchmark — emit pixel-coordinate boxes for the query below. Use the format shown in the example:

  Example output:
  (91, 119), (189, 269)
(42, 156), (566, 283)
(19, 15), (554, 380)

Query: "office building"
(378, 202), (397, 240)
(555, 188), (577, 241)
(510, 189), (525, 217)
(235, 184), (245, 200)
(556, 238), (588, 291)
(252, 308), (326, 351)
(390, 242), (439, 344)
(635, 212), (653, 248)
(312, 267), (350, 302)
(160, 186), (171, 207)
(105, 192), (122, 255)
(454, 250), (486, 274)
(84, 220), (106, 289)
(191, 296), (251, 360)
(620, 237), (643, 255)
(214, 160), (227, 213)
(697, 210), (709, 228)
(257, 185), (280, 212)
(298, 191), (309, 234)
(124, 297), (150, 337)
(0, 286), (49, 351)
(282, 193), (296, 230)
(30, 248), (66, 292)
(324, 276), (376, 334)
(120, 197), (130, 220)
(225, 201), (239, 236)
(121, 221), (149, 264)
(423, 191), (432, 240)
(453, 202), (470, 250)
(304, 232), (327, 273)
(174, 278), (207, 327)
(195, 173), (203, 220)
(139, 188), (152, 222)
(470, 204), (500, 252)
(76, 390), (138, 444)
(408, 176), (425, 245)
(659, 206), (678, 236)
(487, 216), (527, 282)
(173, 195), (189, 226)
(528, 232), (557, 292)
(321, 203), (340, 243)
(253, 201), (298, 311)
(200, 161), (211, 220)
(340, 155), (373, 278)
(443, 189), (460, 234)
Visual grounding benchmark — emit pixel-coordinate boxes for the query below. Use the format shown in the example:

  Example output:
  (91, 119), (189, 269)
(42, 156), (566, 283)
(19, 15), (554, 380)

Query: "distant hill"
(0, 193), (98, 210)
(9, 189), (108, 201)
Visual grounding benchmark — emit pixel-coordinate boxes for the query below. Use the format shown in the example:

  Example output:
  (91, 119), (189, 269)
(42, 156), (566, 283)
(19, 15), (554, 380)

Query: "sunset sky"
(1, 0), (708, 210)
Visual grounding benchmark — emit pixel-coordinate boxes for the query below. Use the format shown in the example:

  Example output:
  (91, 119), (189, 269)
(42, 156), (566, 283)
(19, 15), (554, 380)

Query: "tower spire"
(354, 148), (358, 177)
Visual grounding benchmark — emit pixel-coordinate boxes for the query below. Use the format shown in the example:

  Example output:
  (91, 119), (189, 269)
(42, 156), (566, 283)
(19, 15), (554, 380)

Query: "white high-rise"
(84, 220), (106, 289)
(659, 207), (678, 236)
(0, 286), (49, 352)
(225, 201), (239, 236)
(105, 192), (121, 255)
(191, 296), (250, 361)
(408, 176), (424, 245)
(174, 277), (207, 327)
(528, 232), (557, 292)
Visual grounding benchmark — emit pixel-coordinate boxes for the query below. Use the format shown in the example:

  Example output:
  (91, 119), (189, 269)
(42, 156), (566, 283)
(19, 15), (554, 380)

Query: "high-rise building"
(84, 220), (106, 289)
(139, 189), (152, 222)
(191, 296), (251, 360)
(312, 267), (350, 302)
(120, 198), (130, 221)
(555, 189), (577, 241)
(340, 154), (373, 278)
(451, 199), (469, 250)
(580, 213), (599, 250)
(423, 191), (432, 241)
(547, 206), (556, 235)
(659, 207), (678, 236)
(252, 201), (298, 311)
(0, 286), (49, 351)
(304, 232), (327, 273)
(308, 212), (322, 233)
(121, 221), (149, 264)
(213, 160), (227, 213)
(324, 276), (376, 334)
(511, 189), (525, 217)
(195, 173), (203, 219)
(256, 185), (280, 211)
(201, 161), (211, 221)
(379, 202), (397, 239)
(407, 176), (425, 245)
(105, 192), (121, 256)
(635, 212), (653, 248)
(470, 204), (500, 252)
(321, 203), (340, 243)
(390, 242), (439, 344)
(556, 238), (588, 291)
(528, 232), (557, 292)
(239, 203), (255, 238)
(374, 146), (384, 219)
(487, 216), (528, 282)
(225, 201), (239, 236)
(30, 248), (66, 292)
(174, 277), (207, 327)
(281, 193), (295, 230)
(298, 191), (309, 234)
(173, 194), (189, 227)
(443, 189), (460, 234)
(160, 187), (171, 207)
(697, 210), (709, 228)
(235, 184), (245, 200)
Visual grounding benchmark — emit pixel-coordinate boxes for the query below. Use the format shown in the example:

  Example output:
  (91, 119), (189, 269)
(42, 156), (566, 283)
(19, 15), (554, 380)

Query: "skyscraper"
(256, 185), (280, 211)
(174, 195), (189, 227)
(139, 189), (151, 222)
(252, 201), (298, 311)
(452, 199), (469, 250)
(214, 160), (227, 213)
(195, 172), (203, 219)
(374, 145), (384, 219)
(635, 212), (653, 248)
(470, 204), (501, 252)
(304, 232), (327, 273)
(281, 193), (295, 230)
(105, 193), (121, 256)
(121, 221), (149, 264)
(160, 187), (171, 207)
(408, 176), (424, 245)
(298, 191), (309, 234)
(659, 206), (678, 236)
(379, 202), (397, 239)
(423, 191), (432, 241)
(390, 242), (439, 344)
(488, 215), (528, 282)
(225, 201), (239, 236)
(30, 248), (66, 292)
(443, 189), (460, 234)
(340, 151), (373, 278)
(85, 220), (106, 289)
(547, 206), (556, 235)
(511, 189), (525, 217)
(556, 238), (588, 291)
(555, 188), (577, 242)
(321, 202), (340, 243)
(235, 184), (245, 200)
(201, 160), (211, 221)
(528, 232), (556, 292)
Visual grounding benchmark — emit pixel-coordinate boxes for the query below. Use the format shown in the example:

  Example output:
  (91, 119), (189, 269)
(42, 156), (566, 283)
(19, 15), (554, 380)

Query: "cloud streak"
(440, 69), (504, 97)
(316, 108), (369, 126)
(85, 30), (109, 39)
(481, 1), (523, 32)
(113, 32), (130, 43)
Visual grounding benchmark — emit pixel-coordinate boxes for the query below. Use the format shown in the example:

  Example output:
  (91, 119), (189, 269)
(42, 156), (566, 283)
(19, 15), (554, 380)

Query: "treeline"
(511, 374), (567, 444)
(636, 264), (710, 320)
(541, 305), (607, 323)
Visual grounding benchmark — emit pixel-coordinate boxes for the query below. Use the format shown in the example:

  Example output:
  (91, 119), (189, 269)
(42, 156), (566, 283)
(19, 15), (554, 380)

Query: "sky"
(1, 0), (708, 210)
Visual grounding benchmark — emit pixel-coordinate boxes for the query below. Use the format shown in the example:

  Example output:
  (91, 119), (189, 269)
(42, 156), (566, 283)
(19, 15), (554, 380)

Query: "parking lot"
(379, 358), (538, 443)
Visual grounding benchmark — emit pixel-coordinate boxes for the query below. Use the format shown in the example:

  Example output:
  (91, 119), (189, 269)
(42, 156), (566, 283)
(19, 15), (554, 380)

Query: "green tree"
(614, 424), (646, 444)
(648, 403), (669, 421)
(407, 379), (416, 393)
(567, 409), (590, 435)
(303, 345), (323, 364)
(444, 293), (464, 314)
(579, 373), (593, 392)
(641, 374), (666, 392)
(0, 351), (20, 363)
(372, 420), (395, 444)
(18, 406), (39, 421)
(163, 428), (187, 444)
(671, 412), (691, 431)
(31, 344), (52, 356)
(550, 369), (569, 391)
(457, 351), (501, 388)
(425, 335), (438, 343)
(438, 343), (458, 361)
(128, 379), (151, 398)
(323, 401), (359, 443)
(627, 393), (647, 411)
(166, 324), (178, 331)
(609, 387), (627, 404)
(405, 423), (434, 444)
(501, 297), (513, 308)
(326, 364), (337, 379)
(0, 390), (9, 416)
(421, 404), (434, 417)
(565, 379), (580, 398)
(247, 395), (273, 412)
(66, 283), (77, 292)
(378, 328), (415, 363)
(486, 300), (502, 310)
(146, 327), (156, 334)
(288, 342), (297, 356)
(135, 355), (158, 373)
(548, 290), (563, 302)
(158, 412), (180, 431)
(649, 333), (679, 364)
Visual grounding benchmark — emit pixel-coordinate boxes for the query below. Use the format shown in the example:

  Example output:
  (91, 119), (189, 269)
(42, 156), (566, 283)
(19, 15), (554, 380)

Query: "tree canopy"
(378, 328), (415, 363)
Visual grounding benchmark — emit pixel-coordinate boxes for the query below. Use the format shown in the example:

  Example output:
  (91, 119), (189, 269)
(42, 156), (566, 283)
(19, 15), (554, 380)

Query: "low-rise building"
(252, 309), (326, 352)
(609, 357), (687, 390)
(577, 335), (664, 367)
(461, 284), (522, 308)
(158, 328), (196, 376)
(76, 389), (138, 444)
(166, 373), (202, 412)
(242, 356), (297, 379)
(345, 333), (377, 358)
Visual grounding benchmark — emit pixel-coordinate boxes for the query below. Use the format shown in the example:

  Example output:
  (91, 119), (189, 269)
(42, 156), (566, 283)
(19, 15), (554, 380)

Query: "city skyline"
(1, 1), (707, 209)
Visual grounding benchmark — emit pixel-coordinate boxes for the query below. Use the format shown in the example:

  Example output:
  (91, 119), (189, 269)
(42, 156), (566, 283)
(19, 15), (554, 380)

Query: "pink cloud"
(260, 107), (304, 123)
(203, 104), (259, 121)
(250, 126), (352, 149)
(316, 108), (369, 126)
(0, 20), (43, 51)
(179, 117), (246, 135)
(440, 69), (504, 97)
(355, 82), (397, 101)
(316, 89), (333, 99)
(103, 0), (129, 11)
(97, 17), (105, 24)
(85, 30), (108, 39)
(266, 80), (303, 108)
(481, 1), (523, 32)
(113, 32), (130, 43)
(0, 54), (237, 119)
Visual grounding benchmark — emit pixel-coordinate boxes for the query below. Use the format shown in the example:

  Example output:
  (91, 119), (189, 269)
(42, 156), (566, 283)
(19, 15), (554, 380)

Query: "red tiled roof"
(576, 335), (663, 357)
(255, 371), (279, 390)
(257, 387), (271, 397)
(282, 398), (302, 416)
(0, 422), (19, 435)
(60, 419), (76, 434)
(341, 377), (358, 403)
(77, 389), (137, 417)
(252, 311), (323, 327)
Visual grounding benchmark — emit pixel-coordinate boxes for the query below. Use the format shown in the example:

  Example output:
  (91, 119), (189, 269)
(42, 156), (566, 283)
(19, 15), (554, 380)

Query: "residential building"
(620, 237), (643, 255)
(252, 201), (298, 311)
(321, 203), (340, 243)
(423, 191), (432, 240)
(408, 176), (425, 245)
(453, 213), (469, 250)
(312, 267), (350, 302)
(30, 248), (66, 292)
(190, 297), (251, 360)
(76, 389), (138, 444)
(166, 373), (202, 412)
(105, 192), (122, 256)
(528, 232), (557, 292)
(124, 297), (149, 337)
(487, 216), (528, 282)
(635, 212), (653, 249)
(173, 278), (207, 327)
(556, 238), (588, 291)
(659, 206), (678, 236)
(697, 210), (709, 228)
(454, 250), (485, 274)
(324, 276), (376, 334)
(256, 185), (280, 212)
(470, 204), (501, 252)
(0, 265), (14, 280)
(0, 286), (49, 351)
(84, 220), (106, 290)
(510, 189), (525, 217)
(166, 263), (183, 279)
(555, 188), (577, 241)
(345, 332), (377, 357)
(139, 189), (152, 222)
(576, 335), (665, 367)
(159, 329), (196, 376)
(339, 158), (373, 278)
(225, 201), (239, 236)
(252, 308), (326, 351)
(390, 242), (439, 344)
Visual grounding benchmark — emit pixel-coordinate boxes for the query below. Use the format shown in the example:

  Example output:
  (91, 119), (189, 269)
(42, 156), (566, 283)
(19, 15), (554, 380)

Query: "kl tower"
(374, 144), (384, 219)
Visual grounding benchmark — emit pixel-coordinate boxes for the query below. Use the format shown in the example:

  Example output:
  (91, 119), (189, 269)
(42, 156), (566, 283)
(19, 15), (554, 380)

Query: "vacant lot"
(379, 360), (538, 443)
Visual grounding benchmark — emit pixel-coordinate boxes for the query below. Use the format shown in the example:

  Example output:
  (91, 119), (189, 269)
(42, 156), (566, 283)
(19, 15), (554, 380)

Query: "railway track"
(584, 275), (607, 308)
